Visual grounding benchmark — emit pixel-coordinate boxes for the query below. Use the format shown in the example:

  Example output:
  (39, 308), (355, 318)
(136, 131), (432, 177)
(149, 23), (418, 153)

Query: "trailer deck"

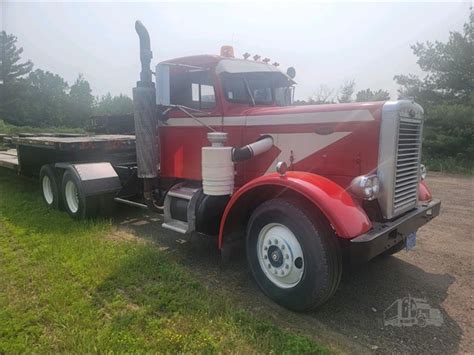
(0, 149), (18, 171)
(0, 134), (137, 176)
(12, 134), (135, 151)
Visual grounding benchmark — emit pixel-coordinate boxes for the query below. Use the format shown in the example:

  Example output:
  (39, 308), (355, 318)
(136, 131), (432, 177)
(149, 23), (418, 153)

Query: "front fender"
(218, 171), (372, 248)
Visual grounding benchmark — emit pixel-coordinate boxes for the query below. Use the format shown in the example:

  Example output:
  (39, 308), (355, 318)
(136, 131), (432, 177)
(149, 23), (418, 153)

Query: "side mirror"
(156, 63), (170, 106)
(286, 67), (296, 79)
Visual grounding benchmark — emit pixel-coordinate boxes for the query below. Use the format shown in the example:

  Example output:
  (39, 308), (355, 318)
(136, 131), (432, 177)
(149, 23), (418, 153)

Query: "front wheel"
(246, 198), (342, 311)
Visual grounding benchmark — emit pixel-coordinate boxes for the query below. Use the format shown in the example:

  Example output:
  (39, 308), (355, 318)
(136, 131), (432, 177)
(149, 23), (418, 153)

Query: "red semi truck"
(0, 21), (440, 311)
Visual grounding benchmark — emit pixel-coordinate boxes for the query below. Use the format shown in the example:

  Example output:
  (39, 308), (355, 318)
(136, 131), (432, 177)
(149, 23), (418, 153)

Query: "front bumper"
(349, 199), (441, 262)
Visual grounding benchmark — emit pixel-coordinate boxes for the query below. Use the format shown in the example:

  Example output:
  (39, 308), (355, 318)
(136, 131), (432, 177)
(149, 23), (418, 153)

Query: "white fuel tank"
(202, 132), (234, 196)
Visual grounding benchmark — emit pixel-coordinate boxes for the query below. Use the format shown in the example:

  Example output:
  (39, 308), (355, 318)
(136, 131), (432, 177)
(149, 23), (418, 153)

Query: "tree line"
(395, 10), (473, 172)
(294, 81), (390, 105)
(0, 10), (472, 172)
(0, 31), (133, 128)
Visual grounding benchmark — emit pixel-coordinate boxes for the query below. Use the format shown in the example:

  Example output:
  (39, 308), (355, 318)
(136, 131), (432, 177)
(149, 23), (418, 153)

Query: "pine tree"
(0, 31), (33, 84)
(337, 80), (355, 103)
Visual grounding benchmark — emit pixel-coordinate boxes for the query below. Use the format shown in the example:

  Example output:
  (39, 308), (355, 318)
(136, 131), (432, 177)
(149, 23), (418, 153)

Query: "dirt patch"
(115, 173), (473, 354)
(104, 228), (148, 244)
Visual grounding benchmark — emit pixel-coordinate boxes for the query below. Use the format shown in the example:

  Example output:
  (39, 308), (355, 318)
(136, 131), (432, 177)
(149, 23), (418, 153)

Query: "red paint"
(418, 180), (432, 201)
(218, 171), (372, 248)
(160, 104), (384, 187)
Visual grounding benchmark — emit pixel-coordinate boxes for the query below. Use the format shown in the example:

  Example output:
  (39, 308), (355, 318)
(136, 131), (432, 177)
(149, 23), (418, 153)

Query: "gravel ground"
(117, 172), (473, 354)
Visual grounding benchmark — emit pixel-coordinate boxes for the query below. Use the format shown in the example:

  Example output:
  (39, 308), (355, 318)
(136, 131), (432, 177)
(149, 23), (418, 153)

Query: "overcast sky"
(2, 1), (470, 100)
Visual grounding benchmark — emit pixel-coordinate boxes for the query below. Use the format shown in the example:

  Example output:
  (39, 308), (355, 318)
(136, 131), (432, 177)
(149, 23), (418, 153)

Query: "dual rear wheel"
(40, 165), (62, 210)
(39, 166), (110, 219)
(61, 170), (99, 219)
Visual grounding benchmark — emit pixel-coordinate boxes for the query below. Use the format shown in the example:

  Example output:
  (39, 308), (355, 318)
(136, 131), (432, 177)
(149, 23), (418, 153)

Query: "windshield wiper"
(243, 78), (256, 106)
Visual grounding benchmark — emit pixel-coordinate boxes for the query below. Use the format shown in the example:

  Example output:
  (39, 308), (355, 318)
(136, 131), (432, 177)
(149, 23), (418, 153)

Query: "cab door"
(160, 69), (222, 180)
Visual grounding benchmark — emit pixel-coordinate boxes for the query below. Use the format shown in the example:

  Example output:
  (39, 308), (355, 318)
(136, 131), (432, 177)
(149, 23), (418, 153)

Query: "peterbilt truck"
(1, 21), (440, 311)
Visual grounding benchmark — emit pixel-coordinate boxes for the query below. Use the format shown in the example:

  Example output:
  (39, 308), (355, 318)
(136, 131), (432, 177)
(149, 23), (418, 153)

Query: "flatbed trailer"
(9, 134), (136, 176)
(0, 133), (142, 218)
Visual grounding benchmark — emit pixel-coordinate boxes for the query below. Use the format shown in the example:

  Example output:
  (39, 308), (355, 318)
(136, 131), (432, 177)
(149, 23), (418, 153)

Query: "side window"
(191, 83), (216, 109)
(170, 71), (216, 109)
(200, 84), (215, 108)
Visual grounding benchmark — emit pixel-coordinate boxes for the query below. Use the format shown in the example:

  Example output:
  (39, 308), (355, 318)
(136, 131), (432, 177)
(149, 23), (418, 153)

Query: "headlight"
(420, 164), (427, 180)
(350, 175), (380, 200)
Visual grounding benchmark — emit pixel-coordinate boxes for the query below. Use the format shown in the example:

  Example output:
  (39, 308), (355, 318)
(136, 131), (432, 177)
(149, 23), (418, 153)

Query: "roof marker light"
(220, 45), (234, 58)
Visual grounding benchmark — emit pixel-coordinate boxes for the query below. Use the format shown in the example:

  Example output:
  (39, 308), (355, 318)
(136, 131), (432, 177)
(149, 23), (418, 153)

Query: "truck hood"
(243, 101), (386, 121)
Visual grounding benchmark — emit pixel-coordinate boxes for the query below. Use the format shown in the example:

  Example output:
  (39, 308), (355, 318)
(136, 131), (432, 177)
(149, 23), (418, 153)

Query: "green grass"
(0, 119), (86, 135)
(423, 156), (473, 175)
(0, 169), (331, 353)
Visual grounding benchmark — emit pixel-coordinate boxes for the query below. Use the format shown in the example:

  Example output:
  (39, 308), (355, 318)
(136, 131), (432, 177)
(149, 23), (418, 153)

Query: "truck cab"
(156, 53), (295, 184)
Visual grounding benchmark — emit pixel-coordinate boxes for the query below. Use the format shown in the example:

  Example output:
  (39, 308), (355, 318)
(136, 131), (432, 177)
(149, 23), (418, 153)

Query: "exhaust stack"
(133, 20), (160, 205)
(135, 20), (153, 86)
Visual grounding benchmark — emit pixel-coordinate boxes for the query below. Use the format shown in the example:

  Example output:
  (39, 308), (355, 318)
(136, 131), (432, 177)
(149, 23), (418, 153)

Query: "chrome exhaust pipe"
(135, 20), (153, 86)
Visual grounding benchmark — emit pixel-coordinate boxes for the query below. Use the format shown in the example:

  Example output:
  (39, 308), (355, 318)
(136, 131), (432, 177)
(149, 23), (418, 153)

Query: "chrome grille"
(393, 117), (422, 214)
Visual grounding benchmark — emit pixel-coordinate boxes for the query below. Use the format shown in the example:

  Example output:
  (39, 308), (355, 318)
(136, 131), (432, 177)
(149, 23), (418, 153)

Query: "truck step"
(162, 219), (189, 234)
(167, 186), (200, 200)
(163, 183), (202, 235)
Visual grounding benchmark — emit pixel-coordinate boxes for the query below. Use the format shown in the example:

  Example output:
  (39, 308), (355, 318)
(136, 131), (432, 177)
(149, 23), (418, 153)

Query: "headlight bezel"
(420, 164), (427, 180)
(349, 174), (381, 201)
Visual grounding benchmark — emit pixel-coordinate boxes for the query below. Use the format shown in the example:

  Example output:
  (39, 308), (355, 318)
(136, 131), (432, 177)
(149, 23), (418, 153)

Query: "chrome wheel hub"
(42, 175), (54, 205)
(65, 180), (79, 213)
(257, 223), (304, 288)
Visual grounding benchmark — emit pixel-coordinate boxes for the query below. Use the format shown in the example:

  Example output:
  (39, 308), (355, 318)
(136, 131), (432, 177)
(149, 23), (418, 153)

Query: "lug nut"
(267, 264), (271, 268)
(285, 254), (289, 259)
(264, 255), (268, 259)
(285, 264), (289, 269)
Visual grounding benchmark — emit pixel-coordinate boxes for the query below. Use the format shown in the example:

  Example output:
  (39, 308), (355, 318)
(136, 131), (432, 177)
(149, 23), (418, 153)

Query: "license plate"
(406, 232), (416, 250)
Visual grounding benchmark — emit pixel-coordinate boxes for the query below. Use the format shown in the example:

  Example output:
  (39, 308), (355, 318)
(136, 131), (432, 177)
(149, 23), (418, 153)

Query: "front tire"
(246, 198), (342, 311)
(61, 170), (98, 219)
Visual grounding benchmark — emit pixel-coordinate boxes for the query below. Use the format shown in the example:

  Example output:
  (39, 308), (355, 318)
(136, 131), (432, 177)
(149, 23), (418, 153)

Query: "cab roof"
(160, 55), (294, 82)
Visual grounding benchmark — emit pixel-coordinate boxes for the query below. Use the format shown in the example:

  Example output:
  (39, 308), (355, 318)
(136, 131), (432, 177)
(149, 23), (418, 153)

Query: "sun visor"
(215, 59), (295, 84)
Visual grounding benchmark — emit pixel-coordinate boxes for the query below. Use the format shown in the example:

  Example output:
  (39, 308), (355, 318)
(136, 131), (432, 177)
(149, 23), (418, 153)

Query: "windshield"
(221, 72), (293, 106)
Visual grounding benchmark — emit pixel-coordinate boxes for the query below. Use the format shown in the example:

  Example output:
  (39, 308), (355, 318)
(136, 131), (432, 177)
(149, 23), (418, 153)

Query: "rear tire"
(39, 165), (62, 210)
(246, 198), (342, 311)
(61, 170), (98, 219)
